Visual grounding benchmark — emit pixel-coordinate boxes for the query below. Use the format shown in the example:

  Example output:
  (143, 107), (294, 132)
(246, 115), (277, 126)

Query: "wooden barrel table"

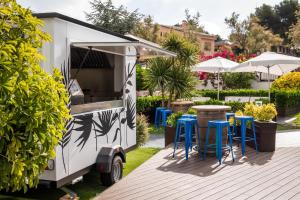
(192, 105), (231, 153)
(171, 101), (194, 113)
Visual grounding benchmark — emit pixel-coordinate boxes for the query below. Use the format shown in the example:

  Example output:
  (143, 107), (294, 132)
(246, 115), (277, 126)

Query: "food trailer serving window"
(70, 40), (176, 115)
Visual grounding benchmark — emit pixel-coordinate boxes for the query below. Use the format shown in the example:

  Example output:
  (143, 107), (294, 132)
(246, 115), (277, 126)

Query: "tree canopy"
(225, 13), (282, 53)
(255, 0), (299, 43)
(133, 15), (160, 43)
(0, 0), (70, 192)
(86, 0), (142, 34)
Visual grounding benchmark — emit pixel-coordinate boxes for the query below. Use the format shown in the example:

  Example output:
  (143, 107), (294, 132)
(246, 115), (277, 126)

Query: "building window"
(204, 42), (211, 51)
(160, 32), (163, 37)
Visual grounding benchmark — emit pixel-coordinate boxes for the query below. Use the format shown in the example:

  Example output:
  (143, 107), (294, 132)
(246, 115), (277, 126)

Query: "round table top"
(192, 105), (231, 111)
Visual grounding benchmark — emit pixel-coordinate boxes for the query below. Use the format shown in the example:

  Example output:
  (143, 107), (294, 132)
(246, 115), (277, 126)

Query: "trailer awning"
(71, 36), (176, 58)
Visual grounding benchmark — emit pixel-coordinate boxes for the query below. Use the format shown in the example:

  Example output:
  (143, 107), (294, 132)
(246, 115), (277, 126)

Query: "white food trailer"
(34, 13), (175, 187)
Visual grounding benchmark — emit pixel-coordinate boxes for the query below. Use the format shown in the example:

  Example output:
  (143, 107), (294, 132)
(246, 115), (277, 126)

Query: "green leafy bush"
(237, 103), (277, 122)
(187, 108), (197, 115)
(136, 114), (150, 146)
(222, 72), (255, 89)
(0, 0), (70, 192)
(255, 104), (277, 122)
(225, 101), (246, 112)
(166, 111), (184, 127)
(136, 64), (147, 91)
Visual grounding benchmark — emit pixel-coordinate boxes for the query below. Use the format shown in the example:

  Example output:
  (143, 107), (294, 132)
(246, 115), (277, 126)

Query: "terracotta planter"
(165, 126), (176, 147)
(245, 121), (277, 152)
(171, 101), (194, 113)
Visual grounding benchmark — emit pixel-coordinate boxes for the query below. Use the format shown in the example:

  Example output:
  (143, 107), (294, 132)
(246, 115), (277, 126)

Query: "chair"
(233, 116), (258, 156)
(204, 120), (234, 164)
(173, 118), (201, 160)
(154, 107), (166, 127)
(161, 109), (172, 127)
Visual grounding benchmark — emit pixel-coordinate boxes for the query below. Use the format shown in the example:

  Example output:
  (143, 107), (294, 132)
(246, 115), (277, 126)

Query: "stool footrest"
(233, 136), (256, 142)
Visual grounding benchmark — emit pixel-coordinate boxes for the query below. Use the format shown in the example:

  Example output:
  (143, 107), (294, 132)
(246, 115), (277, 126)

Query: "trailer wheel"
(100, 155), (123, 186)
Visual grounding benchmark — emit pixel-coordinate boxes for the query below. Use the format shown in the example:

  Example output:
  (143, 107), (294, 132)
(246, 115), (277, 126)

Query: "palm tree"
(163, 33), (199, 67)
(162, 33), (199, 105)
(144, 57), (171, 106)
(167, 65), (197, 105)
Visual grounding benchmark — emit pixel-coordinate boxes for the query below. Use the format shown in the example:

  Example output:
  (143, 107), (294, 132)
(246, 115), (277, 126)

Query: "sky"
(17, 0), (283, 39)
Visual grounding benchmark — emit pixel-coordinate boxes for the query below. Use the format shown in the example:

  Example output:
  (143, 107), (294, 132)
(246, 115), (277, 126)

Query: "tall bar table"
(192, 105), (231, 152)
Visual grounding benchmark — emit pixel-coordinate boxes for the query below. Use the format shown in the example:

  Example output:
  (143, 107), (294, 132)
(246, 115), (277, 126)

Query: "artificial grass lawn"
(148, 125), (164, 135)
(0, 147), (161, 200)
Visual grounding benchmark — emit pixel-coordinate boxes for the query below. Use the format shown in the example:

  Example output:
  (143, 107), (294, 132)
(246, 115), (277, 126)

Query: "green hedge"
(137, 96), (167, 113)
(193, 89), (269, 100)
(137, 90), (300, 116)
(275, 90), (300, 108)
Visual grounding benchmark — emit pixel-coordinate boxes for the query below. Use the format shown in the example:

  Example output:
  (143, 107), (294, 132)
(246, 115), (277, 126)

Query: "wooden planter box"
(165, 126), (176, 147)
(242, 121), (277, 152)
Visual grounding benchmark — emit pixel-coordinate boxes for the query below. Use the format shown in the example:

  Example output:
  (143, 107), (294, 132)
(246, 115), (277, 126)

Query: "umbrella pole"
(268, 66), (270, 102)
(217, 70), (220, 100)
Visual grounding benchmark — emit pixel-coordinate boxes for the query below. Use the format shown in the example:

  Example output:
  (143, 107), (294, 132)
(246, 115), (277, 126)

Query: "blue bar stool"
(226, 112), (236, 136)
(161, 109), (172, 127)
(181, 114), (198, 150)
(181, 114), (197, 119)
(234, 116), (258, 156)
(154, 107), (166, 127)
(204, 120), (234, 164)
(173, 118), (201, 160)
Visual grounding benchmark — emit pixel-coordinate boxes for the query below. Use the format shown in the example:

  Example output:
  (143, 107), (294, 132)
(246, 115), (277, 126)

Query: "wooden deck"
(94, 146), (300, 200)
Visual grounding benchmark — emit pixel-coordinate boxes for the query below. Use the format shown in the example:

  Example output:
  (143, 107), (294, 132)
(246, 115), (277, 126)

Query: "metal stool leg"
(251, 119), (258, 153)
(228, 125), (235, 162)
(173, 122), (181, 158)
(184, 123), (190, 160)
(241, 120), (246, 156)
(204, 123), (211, 160)
(216, 125), (222, 164)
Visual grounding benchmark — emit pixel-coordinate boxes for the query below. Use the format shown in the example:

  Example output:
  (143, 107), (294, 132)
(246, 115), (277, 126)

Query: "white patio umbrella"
(191, 56), (238, 100)
(232, 52), (300, 100)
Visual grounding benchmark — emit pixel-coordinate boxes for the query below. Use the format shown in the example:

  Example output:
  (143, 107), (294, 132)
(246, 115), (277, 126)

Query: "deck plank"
(94, 147), (300, 200)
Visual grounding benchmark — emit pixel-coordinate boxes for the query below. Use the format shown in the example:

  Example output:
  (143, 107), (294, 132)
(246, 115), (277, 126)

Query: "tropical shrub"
(255, 104), (277, 122)
(243, 103), (257, 116)
(136, 114), (150, 146)
(271, 72), (300, 90)
(0, 0), (70, 192)
(236, 103), (277, 122)
(144, 57), (172, 106)
(187, 108), (197, 115)
(167, 111), (184, 127)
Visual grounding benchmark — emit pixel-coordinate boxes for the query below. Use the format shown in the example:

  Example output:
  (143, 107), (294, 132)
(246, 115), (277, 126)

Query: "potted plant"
(241, 103), (278, 152)
(165, 111), (183, 147)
